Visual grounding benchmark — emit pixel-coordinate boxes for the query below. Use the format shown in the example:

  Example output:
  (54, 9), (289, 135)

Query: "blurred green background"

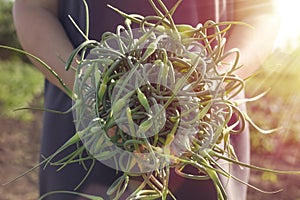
(0, 0), (43, 121)
(0, 0), (300, 199)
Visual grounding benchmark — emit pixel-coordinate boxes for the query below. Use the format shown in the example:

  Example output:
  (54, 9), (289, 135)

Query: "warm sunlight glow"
(273, 0), (300, 50)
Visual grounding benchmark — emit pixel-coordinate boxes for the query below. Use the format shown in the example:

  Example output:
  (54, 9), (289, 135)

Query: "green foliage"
(0, 0), (22, 59)
(0, 59), (44, 121)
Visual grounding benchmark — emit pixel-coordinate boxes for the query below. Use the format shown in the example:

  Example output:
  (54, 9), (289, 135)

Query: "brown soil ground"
(0, 112), (41, 200)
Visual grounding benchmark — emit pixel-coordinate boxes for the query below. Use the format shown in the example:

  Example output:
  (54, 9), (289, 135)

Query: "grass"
(0, 58), (44, 121)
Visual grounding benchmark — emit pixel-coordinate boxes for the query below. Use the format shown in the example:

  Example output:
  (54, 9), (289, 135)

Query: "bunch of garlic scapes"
(43, 0), (280, 199)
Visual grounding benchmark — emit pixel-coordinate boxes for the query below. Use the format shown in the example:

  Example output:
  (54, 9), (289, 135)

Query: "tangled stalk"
(68, 2), (244, 199)
(2, 0), (300, 200)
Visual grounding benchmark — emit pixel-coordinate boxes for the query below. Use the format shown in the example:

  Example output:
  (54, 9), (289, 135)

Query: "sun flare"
(273, 0), (300, 50)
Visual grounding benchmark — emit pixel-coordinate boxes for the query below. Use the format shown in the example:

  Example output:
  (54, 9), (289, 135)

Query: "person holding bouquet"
(13, 0), (278, 199)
